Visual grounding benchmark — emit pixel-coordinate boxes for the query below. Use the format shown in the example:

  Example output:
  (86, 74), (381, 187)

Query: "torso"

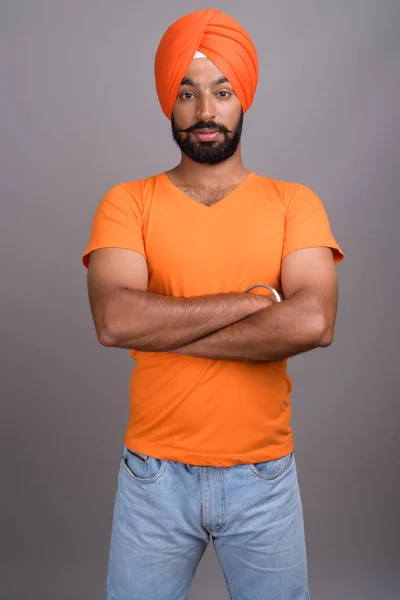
(166, 168), (251, 207)
(122, 171), (291, 466)
(175, 183), (238, 207)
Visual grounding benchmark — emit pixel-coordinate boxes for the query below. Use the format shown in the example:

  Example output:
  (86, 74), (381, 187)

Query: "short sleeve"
(282, 184), (344, 265)
(81, 182), (146, 269)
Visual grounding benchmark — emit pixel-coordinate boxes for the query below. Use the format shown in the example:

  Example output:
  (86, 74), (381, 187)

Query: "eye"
(217, 91), (231, 98)
(180, 92), (195, 99)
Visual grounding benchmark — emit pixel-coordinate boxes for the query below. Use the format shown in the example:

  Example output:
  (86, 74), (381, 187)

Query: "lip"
(193, 130), (220, 141)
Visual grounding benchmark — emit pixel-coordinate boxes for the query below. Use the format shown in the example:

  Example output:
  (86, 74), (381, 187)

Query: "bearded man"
(82, 8), (344, 599)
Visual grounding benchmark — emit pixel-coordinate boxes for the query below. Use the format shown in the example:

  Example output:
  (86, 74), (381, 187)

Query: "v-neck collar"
(159, 170), (256, 212)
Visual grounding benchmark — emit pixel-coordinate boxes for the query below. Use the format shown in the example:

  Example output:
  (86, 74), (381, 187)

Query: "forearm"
(100, 288), (271, 351)
(167, 291), (331, 362)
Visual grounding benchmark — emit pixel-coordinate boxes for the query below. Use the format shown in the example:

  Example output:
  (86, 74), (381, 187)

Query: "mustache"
(180, 121), (232, 134)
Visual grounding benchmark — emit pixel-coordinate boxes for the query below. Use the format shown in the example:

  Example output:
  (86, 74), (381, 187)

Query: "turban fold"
(154, 8), (259, 119)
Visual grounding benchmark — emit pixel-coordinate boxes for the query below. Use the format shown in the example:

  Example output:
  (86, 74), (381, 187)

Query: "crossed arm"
(165, 247), (337, 361)
(87, 246), (338, 363)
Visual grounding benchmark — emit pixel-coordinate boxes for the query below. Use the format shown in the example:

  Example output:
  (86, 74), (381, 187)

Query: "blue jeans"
(106, 445), (310, 599)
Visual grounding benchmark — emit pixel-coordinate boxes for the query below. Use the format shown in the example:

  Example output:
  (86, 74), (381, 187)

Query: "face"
(171, 58), (243, 165)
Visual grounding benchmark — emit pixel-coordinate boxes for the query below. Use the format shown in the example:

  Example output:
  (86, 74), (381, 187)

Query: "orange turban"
(154, 8), (259, 120)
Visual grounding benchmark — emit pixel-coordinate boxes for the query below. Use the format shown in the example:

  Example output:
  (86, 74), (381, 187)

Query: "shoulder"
(120, 172), (162, 195)
(251, 172), (319, 209)
(101, 172), (163, 211)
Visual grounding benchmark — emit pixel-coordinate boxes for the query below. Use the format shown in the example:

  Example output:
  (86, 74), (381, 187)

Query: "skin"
(87, 56), (339, 362)
(163, 57), (338, 359)
(167, 57), (250, 190)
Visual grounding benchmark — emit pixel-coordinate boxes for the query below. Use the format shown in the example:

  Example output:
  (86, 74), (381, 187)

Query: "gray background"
(1, 1), (399, 598)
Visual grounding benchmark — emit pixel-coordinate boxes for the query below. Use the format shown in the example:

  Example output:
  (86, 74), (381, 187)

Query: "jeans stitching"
(126, 447), (147, 462)
(120, 455), (167, 483)
(212, 468), (227, 533)
(247, 451), (295, 480)
(200, 467), (208, 531)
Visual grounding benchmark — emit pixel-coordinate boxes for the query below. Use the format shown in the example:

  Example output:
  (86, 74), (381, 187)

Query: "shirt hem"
(123, 435), (294, 467)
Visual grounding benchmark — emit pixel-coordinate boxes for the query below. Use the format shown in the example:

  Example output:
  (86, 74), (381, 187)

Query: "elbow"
(319, 330), (334, 348)
(98, 333), (115, 347)
(306, 312), (334, 348)
(93, 313), (119, 347)
(317, 318), (334, 348)
(97, 322), (117, 347)
(96, 319), (150, 351)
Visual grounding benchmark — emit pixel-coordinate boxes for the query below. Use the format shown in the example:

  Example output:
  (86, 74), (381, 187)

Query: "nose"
(195, 93), (217, 122)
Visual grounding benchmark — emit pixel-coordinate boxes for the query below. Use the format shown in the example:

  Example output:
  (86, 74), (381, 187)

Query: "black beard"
(171, 109), (243, 165)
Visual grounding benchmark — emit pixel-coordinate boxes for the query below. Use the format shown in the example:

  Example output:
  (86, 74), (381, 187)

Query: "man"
(82, 8), (344, 600)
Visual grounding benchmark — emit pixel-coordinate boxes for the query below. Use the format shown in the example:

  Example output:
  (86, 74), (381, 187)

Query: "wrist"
(251, 294), (277, 309)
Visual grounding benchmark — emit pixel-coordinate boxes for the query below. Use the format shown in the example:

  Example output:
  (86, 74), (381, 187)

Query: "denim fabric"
(106, 445), (310, 599)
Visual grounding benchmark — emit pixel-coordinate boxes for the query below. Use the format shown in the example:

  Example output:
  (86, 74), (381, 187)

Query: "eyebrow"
(180, 76), (230, 87)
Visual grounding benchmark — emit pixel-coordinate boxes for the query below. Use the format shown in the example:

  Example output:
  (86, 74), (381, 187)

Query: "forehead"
(182, 57), (231, 86)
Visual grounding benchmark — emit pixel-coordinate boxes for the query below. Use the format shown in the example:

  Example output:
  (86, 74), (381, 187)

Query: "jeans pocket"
(248, 450), (295, 480)
(121, 445), (167, 483)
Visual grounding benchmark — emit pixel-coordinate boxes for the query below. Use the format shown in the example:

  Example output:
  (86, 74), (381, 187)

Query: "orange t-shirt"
(82, 171), (344, 466)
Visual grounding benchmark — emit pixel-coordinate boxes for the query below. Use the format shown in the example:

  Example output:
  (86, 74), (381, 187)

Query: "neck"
(170, 146), (249, 187)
